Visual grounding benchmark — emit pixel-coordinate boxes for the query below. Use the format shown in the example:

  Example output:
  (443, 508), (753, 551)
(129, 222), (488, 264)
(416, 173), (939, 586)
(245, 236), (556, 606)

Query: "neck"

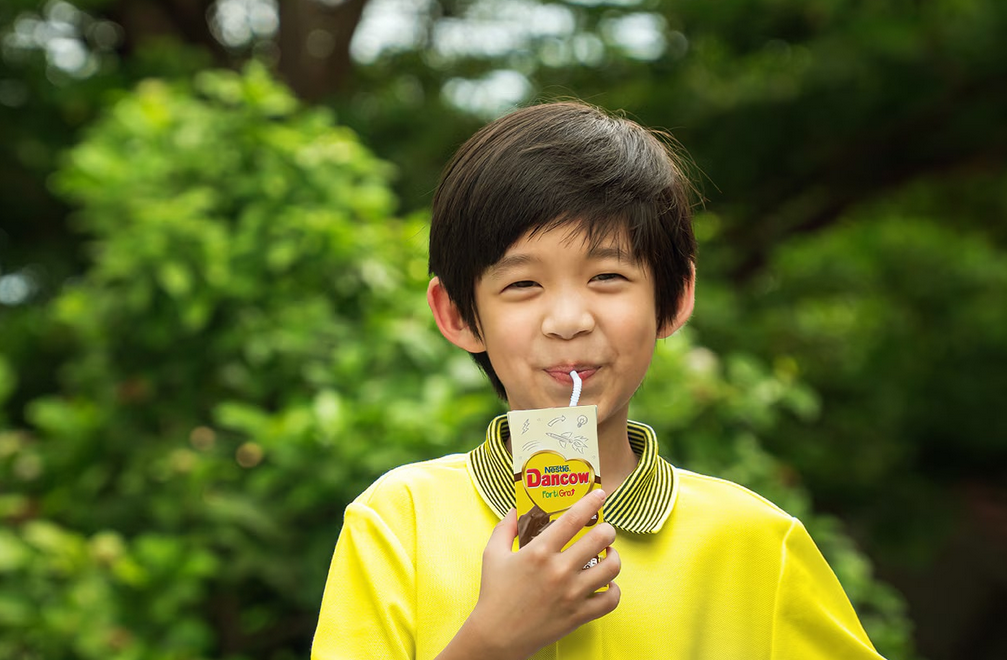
(597, 405), (638, 494)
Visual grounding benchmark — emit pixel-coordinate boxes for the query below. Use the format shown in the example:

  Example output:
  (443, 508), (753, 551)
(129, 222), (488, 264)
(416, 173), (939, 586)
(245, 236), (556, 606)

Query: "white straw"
(569, 370), (582, 407)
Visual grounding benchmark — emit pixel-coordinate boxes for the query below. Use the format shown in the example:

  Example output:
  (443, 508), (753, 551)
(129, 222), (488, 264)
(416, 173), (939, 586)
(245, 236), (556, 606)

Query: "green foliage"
(0, 63), (499, 659)
(0, 520), (217, 660)
(0, 65), (917, 658)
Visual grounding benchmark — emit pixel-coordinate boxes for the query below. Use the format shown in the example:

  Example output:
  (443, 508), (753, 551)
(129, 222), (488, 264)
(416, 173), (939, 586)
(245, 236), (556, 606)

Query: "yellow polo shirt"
(313, 417), (884, 659)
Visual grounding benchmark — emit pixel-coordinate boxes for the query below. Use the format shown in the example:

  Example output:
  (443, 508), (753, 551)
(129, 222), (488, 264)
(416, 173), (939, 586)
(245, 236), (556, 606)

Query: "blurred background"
(1, 0), (1005, 658)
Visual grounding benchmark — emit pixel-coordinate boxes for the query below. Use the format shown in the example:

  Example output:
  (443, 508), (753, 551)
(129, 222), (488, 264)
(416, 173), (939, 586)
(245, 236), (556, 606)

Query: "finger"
(484, 509), (517, 560)
(565, 522), (616, 572)
(580, 581), (621, 622)
(538, 489), (606, 551)
(577, 545), (621, 595)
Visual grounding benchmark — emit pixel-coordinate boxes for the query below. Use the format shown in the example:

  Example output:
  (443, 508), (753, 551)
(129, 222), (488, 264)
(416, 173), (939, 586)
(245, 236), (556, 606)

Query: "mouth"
(543, 365), (599, 384)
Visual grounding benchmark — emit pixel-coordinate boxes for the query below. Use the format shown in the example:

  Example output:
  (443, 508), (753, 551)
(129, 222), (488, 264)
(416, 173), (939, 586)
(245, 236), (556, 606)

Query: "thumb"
(485, 509), (517, 556)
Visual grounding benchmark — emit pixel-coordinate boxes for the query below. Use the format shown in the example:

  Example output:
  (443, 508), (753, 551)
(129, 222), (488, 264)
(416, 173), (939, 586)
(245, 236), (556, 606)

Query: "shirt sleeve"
(771, 518), (887, 660)
(312, 501), (416, 660)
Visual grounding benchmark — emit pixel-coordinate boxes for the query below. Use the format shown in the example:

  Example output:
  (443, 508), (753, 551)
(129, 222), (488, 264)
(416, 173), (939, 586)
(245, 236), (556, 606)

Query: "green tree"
(0, 63), (496, 659)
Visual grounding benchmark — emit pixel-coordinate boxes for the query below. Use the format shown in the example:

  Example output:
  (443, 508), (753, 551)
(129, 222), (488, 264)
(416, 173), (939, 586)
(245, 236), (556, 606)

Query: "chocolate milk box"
(508, 405), (605, 567)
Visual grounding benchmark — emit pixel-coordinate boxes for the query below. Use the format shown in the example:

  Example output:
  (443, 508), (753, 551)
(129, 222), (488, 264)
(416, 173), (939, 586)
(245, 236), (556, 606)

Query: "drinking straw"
(569, 370), (582, 407)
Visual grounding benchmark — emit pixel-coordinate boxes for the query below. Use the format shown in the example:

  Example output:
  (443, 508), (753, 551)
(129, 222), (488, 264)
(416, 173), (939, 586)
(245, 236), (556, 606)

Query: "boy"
(312, 102), (885, 659)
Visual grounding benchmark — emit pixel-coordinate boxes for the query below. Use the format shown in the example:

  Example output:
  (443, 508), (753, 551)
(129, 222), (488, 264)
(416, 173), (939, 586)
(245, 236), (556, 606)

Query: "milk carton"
(508, 404), (605, 568)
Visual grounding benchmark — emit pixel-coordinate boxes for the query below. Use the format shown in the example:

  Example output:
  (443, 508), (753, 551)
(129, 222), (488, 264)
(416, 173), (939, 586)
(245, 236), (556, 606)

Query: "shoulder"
(337, 453), (472, 542)
(672, 467), (796, 532)
(339, 452), (497, 553)
(355, 452), (471, 508)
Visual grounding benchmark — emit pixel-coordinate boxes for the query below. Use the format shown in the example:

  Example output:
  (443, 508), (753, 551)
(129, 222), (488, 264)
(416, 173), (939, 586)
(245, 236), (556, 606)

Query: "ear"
(657, 263), (696, 339)
(427, 277), (486, 353)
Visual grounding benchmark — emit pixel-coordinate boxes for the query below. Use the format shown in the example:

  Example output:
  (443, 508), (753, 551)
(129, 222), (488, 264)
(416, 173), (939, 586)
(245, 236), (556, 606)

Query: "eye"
(505, 280), (539, 290)
(592, 273), (625, 282)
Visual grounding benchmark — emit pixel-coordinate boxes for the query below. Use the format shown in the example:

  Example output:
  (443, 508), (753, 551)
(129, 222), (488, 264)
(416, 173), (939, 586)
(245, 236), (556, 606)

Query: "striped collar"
(466, 414), (678, 534)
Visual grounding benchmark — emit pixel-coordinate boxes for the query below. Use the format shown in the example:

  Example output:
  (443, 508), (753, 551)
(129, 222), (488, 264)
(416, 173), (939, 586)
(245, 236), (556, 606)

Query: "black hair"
(429, 101), (697, 399)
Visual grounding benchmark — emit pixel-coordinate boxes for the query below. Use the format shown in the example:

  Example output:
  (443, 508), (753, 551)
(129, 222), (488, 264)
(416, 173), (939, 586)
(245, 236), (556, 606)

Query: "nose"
(542, 292), (595, 340)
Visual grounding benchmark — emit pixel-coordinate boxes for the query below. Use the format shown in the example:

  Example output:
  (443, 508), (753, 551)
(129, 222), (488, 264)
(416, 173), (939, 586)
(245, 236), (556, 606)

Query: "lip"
(543, 365), (599, 384)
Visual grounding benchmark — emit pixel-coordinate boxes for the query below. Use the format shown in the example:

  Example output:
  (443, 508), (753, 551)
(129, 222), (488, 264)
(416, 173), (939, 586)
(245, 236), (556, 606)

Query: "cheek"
(608, 309), (659, 366)
(612, 300), (659, 340)
(482, 314), (533, 364)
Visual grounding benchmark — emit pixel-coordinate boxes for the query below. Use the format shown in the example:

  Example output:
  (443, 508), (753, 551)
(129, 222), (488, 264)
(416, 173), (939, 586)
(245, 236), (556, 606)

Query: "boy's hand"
(438, 489), (621, 660)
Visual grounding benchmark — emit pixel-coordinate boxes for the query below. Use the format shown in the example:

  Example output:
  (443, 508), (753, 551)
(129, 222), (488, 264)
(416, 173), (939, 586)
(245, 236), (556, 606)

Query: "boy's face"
(466, 224), (674, 425)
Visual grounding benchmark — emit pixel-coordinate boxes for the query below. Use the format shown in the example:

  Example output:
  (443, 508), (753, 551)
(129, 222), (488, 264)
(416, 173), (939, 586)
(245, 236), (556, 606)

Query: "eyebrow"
(485, 253), (539, 279)
(587, 244), (635, 262)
